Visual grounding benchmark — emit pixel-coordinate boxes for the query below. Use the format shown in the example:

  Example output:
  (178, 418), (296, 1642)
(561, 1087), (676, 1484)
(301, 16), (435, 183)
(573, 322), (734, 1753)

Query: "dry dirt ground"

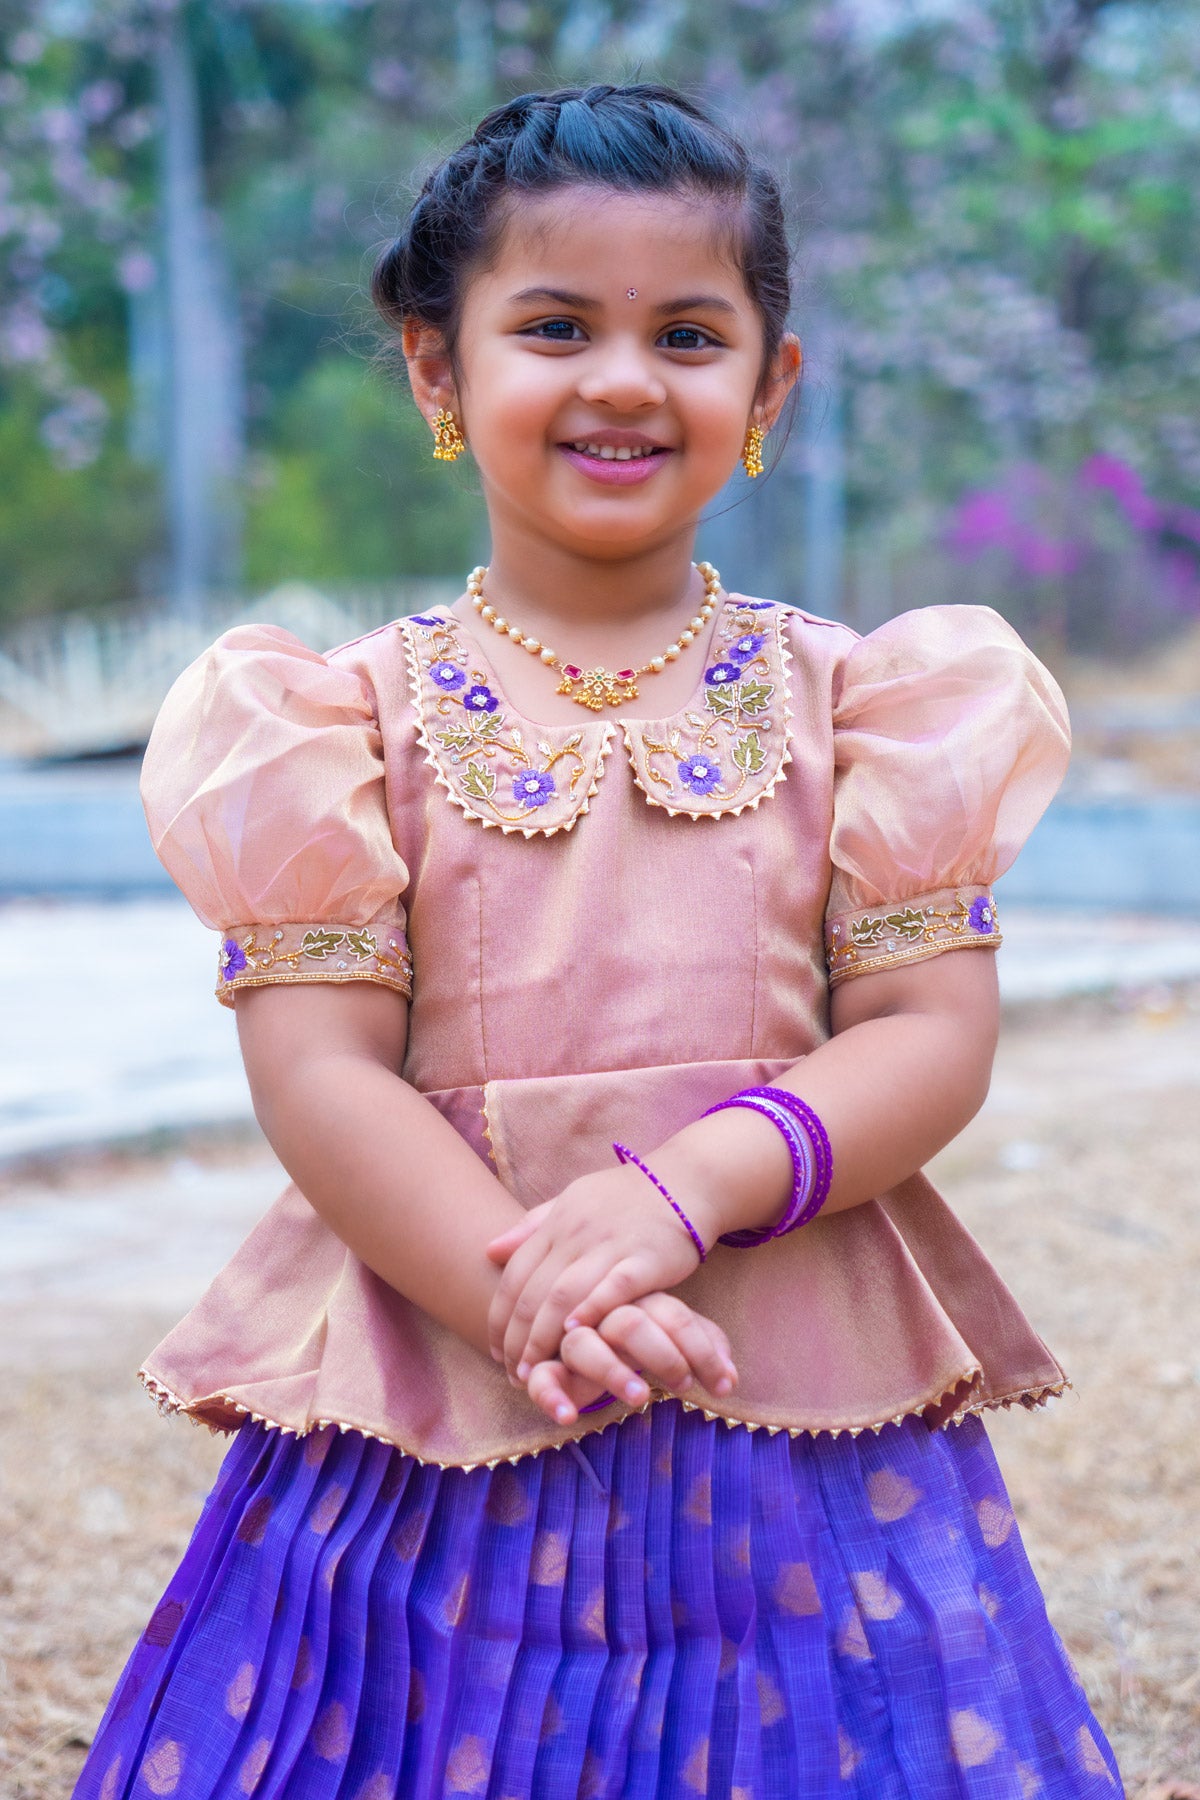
(1, 992), (1198, 1800)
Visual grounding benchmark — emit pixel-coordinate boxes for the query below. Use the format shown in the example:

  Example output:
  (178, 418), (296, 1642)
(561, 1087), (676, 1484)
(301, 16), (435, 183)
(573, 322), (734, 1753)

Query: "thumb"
(485, 1200), (553, 1263)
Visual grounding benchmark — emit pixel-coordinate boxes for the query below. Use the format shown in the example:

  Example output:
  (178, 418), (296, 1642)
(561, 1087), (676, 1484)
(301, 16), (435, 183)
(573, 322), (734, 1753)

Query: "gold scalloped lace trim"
(402, 612), (615, 839)
(621, 601), (793, 819)
(138, 1361), (1068, 1474)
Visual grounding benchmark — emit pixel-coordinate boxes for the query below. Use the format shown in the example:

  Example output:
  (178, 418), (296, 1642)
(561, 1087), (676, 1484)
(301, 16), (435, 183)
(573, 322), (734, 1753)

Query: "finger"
(635, 1294), (738, 1393)
(524, 1359), (609, 1427)
(513, 1251), (638, 1379)
(484, 1202), (554, 1264)
(556, 1259), (657, 1338)
(487, 1232), (558, 1363)
(596, 1306), (695, 1395)
(502, 1247), (588, 1379)
(559, 1326), (649, 1407)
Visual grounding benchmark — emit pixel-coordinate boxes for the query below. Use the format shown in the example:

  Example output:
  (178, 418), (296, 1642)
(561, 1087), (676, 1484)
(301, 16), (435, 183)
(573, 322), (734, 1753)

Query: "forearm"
(237, 989), (523, 1357)
(652, 951), (999, 1245)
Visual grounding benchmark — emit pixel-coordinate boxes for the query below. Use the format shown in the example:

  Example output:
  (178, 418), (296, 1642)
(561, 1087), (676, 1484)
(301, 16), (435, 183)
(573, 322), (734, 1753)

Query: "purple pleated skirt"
(74, 1404), (1121, 1799)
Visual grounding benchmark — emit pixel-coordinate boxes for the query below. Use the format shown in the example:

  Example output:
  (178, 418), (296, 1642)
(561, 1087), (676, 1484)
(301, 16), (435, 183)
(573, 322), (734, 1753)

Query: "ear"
(402, 319), (460, 431)
(756, 331), (803, 432)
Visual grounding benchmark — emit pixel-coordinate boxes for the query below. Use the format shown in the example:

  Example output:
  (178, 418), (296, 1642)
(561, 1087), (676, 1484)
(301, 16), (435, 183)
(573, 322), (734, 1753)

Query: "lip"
(558, 445), (673, 486)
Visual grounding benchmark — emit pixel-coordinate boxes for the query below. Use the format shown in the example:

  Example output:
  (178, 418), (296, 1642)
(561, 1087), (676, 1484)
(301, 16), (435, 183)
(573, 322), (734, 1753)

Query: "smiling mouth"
(566, 441), (669, 462)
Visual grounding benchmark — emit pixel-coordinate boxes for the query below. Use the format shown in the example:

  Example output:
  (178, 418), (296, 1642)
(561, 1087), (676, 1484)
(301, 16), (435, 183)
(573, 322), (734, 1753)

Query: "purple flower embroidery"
(430, 660), (466, 690)
(968, 896), (996, 934)
(512, 769), (556, 808)
(705, 661), (744, 686)
(409, 614), (442, 627)
(730, 632), (765, 661)
(739, 601), (776, 609)
(220, 938), (247, 980)
(463, 684), (499, 713)
(678, 754), (722, 795)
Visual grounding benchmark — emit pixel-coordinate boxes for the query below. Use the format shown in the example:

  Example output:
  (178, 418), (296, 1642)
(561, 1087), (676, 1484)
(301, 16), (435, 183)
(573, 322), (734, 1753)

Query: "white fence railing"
(0, 581), (458, 760)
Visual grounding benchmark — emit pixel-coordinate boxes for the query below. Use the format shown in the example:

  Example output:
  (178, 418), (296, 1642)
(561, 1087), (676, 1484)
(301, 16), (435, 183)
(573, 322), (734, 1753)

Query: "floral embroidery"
(678, 754), (722, 796)
(214, 922), (413, 1009)
(624, 599), (792, 818)
(403, 611), (614, 836)
(513, 769), (556, 808)
(730, 632), (766, 661)
(825, 888), (1001, 984)
(969, 896), (997, 934)
(220, 937), (247, 980)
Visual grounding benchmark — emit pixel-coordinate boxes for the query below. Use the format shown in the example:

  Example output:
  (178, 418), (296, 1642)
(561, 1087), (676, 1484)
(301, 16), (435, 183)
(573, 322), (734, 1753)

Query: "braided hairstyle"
(372, 83), (792, 382)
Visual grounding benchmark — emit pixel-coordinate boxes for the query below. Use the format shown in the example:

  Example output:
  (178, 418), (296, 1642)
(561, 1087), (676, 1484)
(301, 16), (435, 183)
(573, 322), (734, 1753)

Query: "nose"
(576, 335), (667, 411)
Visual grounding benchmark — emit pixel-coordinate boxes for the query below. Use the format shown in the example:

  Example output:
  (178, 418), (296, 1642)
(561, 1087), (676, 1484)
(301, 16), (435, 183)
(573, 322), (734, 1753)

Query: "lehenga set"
(74, 592), (1123, 1798)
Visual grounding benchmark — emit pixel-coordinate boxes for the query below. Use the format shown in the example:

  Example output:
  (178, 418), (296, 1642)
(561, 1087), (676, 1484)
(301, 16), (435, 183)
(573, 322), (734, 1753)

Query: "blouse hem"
(137, 1364), (1071, 1474)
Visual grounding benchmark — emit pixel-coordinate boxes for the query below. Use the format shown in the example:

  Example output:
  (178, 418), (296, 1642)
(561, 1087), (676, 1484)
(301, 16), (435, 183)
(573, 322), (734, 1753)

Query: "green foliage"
(243, 356), (486, 585)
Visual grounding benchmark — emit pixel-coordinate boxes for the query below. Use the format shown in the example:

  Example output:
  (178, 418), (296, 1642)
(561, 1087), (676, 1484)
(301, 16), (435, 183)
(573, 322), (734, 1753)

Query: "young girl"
(75, 83), (1123, 1800)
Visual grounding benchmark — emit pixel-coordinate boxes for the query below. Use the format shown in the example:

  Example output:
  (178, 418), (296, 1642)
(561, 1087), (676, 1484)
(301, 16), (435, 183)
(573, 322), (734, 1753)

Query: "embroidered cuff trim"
(214, 923), (413, 1009)
(825, 887), (1000, 985)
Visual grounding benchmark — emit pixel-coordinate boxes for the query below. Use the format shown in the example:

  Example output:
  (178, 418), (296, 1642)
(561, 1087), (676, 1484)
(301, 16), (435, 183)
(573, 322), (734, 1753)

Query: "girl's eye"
(527, 318), (583, 342)
(660, 326), (714, 351)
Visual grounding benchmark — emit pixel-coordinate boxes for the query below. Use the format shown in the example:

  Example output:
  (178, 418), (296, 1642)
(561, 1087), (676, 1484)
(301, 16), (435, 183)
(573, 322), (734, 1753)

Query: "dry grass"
(1, 993), (1198, 1797)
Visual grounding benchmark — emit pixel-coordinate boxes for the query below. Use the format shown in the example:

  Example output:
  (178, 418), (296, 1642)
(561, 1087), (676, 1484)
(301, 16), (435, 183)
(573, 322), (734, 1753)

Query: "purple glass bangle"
(702, 1095), (814, 1246)
(740, 1087), (833, 1222)
(702, 1086), (833, 1243)
(612, 1142), (708, 1263)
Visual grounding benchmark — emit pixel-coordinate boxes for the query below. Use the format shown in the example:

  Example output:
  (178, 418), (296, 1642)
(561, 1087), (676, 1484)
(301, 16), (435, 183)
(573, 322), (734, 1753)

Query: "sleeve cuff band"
(215, 923), (413, 1009)
(825, 887), (1000, 986)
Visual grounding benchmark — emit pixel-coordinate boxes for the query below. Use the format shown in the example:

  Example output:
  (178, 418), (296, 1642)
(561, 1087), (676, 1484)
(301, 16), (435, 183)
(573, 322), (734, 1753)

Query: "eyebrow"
(508, 286), (740, 317)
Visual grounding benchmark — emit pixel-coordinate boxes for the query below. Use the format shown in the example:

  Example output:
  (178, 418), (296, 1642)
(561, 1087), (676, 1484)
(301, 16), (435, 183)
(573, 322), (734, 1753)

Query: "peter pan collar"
(401, 598), (791, 836)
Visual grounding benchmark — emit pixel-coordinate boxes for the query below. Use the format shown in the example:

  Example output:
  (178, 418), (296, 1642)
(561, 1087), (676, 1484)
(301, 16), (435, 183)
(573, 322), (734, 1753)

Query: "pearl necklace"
(466, 561), (722, 712)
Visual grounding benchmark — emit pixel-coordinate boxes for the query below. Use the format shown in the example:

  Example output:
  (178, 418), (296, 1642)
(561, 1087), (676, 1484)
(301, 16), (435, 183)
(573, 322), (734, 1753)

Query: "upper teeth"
(572, 442), (657, 460)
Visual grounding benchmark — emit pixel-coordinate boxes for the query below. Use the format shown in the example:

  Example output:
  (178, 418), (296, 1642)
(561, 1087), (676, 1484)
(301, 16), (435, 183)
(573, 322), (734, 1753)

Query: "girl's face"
(406, 186), (800, 564)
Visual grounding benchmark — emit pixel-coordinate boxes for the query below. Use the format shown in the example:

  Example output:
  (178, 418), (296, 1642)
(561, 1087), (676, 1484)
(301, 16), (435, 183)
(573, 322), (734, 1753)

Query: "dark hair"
(372, 83), (792, 383)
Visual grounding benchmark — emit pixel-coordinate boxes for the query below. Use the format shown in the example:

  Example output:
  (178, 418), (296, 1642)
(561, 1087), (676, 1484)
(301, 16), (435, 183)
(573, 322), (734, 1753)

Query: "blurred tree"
(0, 0), (1197, 647)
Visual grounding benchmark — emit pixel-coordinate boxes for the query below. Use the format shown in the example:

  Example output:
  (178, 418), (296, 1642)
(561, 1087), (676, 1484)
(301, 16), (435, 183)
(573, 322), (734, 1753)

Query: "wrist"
(650, 1110), (793, 1248)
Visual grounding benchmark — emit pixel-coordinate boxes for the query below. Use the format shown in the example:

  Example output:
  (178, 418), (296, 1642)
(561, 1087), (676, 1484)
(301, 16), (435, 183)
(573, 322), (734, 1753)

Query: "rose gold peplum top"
(138, 594), (1071, 1469)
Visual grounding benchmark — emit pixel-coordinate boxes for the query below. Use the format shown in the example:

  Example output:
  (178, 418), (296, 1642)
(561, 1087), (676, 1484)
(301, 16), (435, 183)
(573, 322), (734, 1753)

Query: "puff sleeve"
(824, 605), (1069, 984)
(140, 623), (412, 1009)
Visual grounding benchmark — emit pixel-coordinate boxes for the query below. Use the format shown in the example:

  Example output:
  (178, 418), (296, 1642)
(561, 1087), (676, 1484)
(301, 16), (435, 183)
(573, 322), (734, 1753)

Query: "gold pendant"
(556, 664), (640, 710)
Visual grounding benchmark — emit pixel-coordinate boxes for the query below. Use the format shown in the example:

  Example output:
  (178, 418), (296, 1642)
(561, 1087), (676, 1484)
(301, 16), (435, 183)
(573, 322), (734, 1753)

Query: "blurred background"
(1, 4), (1199, 1797)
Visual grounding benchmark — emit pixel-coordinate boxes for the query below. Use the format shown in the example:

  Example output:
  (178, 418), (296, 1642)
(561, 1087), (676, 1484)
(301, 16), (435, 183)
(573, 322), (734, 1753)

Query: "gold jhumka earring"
(432, 408), (466, 462)
(741, 422), (766, 478)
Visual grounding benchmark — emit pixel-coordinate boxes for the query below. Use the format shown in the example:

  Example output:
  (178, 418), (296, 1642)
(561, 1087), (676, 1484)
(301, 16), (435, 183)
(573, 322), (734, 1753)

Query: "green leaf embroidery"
(472, 711), (504, 741)
(737, 680), (774, 716)
(703, 683), (740, 720)
(435, 724), (474, 755)
(461, 761), (496, 800)
(732, 730), (766, 775)
(345, 930), (378, 960)
(850, 916), (888, 948)
(300, 929), (345, 960)
(883, 907), (927, 941)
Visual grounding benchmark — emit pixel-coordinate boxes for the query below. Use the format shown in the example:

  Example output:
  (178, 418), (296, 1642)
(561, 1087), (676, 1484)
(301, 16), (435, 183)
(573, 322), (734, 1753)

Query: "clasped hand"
(485, 1166), (737, 1426)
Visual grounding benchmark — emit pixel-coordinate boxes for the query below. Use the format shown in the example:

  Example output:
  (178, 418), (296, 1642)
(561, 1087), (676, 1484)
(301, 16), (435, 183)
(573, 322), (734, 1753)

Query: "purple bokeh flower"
(678, 754), (722, 795)
(705, 661), (743, 685)
(730, 632), (765, 661)
(430, 660), (465, 690)
(512, 769), (556, 808)
(968, 896), (996, 934)
(220, 938), (247, 979)
(463, 684), (499, 713)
